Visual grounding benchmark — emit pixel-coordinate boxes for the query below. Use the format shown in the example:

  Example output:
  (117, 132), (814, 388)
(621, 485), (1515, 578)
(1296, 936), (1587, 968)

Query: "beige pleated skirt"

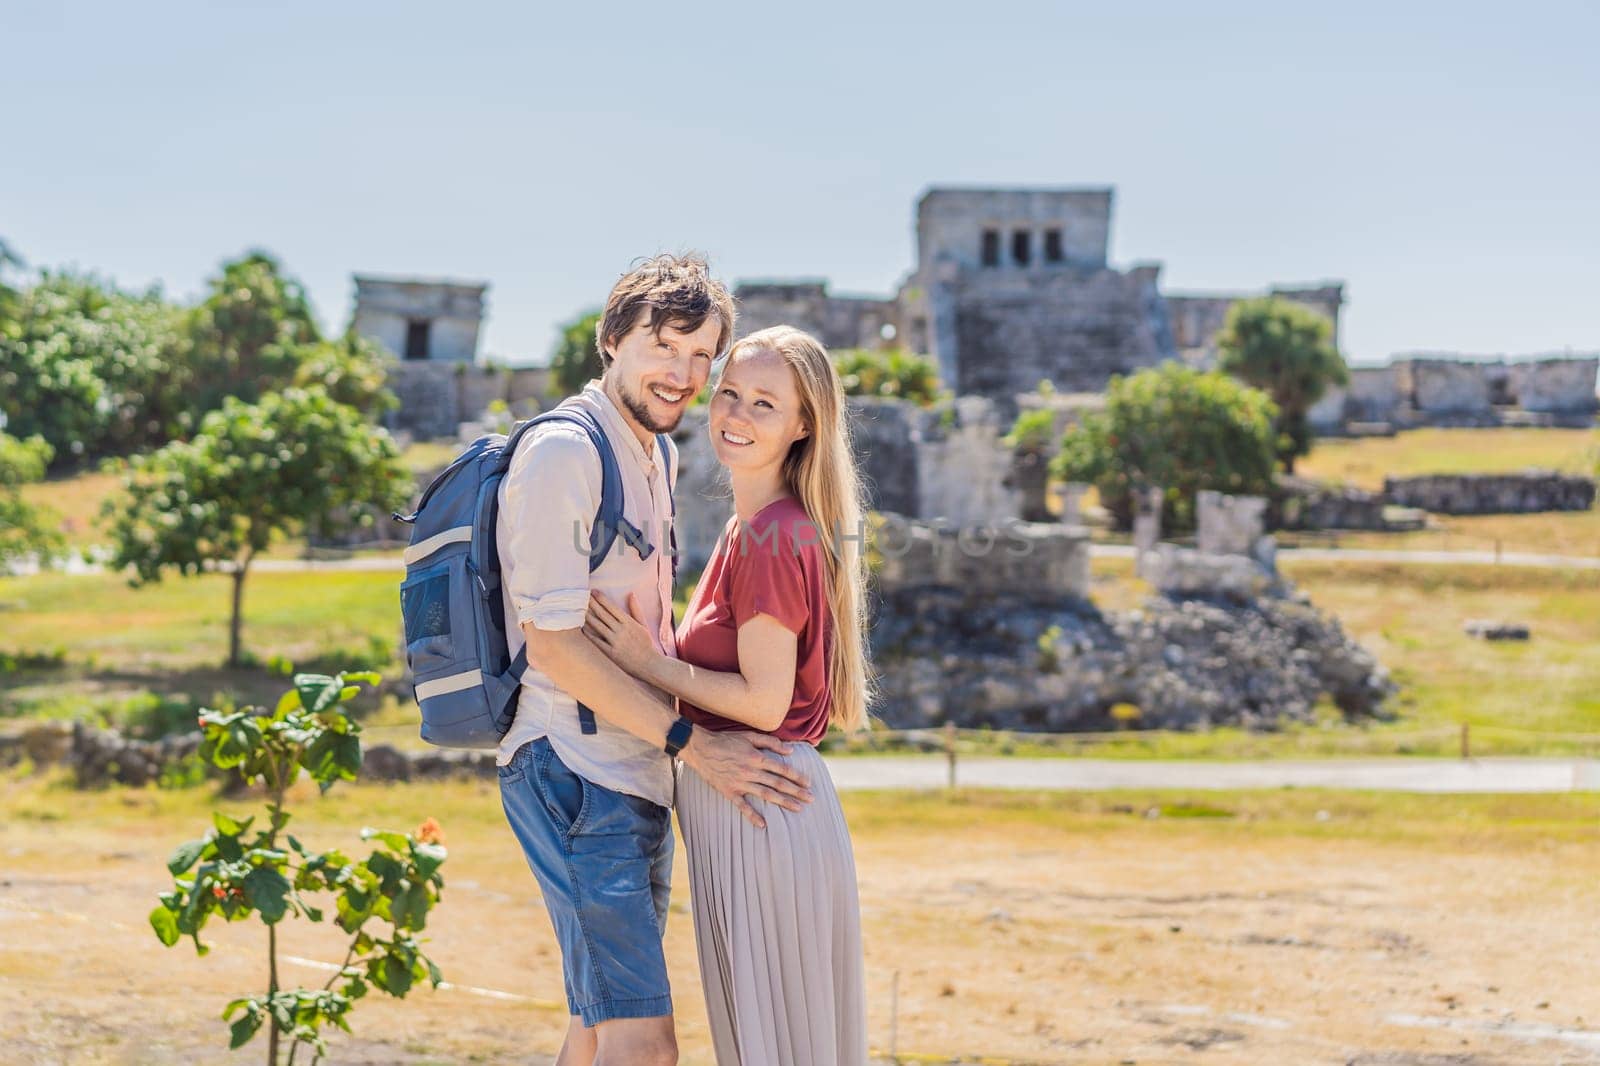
(675, 741), (867, 1066)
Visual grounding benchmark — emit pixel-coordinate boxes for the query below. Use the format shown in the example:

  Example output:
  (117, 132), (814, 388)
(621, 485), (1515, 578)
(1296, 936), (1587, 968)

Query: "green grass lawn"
(1296, 426), (1599, 489)
(0, 569), (400, 727)
(3, 556), (1597, 758)
(17, 441), (449, 555)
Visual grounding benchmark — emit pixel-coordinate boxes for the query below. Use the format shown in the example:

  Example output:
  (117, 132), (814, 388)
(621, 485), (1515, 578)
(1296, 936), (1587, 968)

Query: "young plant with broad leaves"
(149, 671), (447, 1065)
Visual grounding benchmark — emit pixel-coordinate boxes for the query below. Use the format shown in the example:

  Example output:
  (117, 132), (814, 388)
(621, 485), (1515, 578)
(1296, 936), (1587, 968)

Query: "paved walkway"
(825, 756), (1600, 793)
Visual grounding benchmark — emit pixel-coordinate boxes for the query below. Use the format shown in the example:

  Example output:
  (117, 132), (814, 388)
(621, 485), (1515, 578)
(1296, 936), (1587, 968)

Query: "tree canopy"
(1051, 364), (1279, 529)
(0, 272), (190, 462)
(1216, 296), (1347, 473)
(187, 250), (322, 410)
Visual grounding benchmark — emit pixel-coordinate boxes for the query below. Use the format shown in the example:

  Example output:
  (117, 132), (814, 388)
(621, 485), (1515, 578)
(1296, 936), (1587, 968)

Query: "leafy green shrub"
(1005, 408), (1057, 454)
(115, 690), (201, 740)
(0, 645), (68, 675)
(149, 671), (446, 1063)
(0, 431), (62, 568)
(295, 634), (398, 678)
(1051, 364), (1277, 530)
(0, 272), (190, 465)
(833, 347), (941, 405)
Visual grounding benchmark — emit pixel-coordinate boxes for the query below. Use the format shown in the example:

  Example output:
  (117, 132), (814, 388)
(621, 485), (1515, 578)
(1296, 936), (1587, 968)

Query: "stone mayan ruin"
(736, 186), (1349, 413)
(353, 183), (1597, 555)
(354, 184), (1599, 439)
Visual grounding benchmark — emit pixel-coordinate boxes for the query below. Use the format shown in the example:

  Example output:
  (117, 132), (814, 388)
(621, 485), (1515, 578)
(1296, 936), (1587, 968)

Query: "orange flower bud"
(415, 817), (445, 846)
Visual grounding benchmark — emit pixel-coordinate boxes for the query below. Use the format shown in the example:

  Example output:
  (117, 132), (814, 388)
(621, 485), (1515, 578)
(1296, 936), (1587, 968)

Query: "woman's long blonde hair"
(723, 326), (873, 732)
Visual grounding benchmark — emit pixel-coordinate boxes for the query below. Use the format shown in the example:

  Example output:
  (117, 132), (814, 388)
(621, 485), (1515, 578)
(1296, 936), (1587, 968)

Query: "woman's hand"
(584, 591), (663, 684)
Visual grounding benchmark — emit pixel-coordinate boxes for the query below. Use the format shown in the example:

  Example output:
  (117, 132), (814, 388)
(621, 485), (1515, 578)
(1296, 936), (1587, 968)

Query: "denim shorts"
(498, 737), (674, 1025)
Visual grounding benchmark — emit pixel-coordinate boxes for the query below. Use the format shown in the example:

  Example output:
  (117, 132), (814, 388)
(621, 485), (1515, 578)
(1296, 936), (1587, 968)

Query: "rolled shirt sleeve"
(499, 426), (601, 631)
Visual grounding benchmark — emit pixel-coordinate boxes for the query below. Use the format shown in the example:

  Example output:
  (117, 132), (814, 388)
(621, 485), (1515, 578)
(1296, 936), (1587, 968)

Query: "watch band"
(664, 716), (694, 758)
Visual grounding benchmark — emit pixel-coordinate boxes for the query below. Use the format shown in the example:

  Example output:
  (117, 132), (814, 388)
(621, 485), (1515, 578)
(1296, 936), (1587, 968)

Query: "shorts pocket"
(536, 746), (590, 840)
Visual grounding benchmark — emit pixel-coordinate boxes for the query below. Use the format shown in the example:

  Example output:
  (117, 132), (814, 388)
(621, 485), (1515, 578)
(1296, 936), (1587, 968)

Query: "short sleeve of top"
(674, 497), (833, 744)
(730, 521), (810, 635)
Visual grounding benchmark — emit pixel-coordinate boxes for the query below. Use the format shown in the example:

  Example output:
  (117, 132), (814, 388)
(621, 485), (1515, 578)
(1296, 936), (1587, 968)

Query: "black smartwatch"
(664, 715), (694, 758)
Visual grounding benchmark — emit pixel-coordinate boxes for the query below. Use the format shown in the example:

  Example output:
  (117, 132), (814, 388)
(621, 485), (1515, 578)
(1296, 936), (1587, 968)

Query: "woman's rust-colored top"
(674, 497), (833, 743)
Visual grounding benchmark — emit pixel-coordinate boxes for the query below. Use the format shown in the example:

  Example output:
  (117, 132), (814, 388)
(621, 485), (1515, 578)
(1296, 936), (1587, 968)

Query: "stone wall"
(935, 263), (1173, 409)
(1311, 357), (1597, 434)
(1346, 365), (1403, 423)
(668, 395), (1022, 572)
(1382, 472), (1596, 515)
(1513, 356), (1600, 414)
(385, 362), (551, 440)
(1274, 477), (1395, 531)
(733, 281), (898, 352)
(1396, 357), (1493, 417)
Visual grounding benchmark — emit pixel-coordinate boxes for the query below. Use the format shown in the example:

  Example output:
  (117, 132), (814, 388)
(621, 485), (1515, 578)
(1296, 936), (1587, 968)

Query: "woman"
(583, 325), (871, 1065)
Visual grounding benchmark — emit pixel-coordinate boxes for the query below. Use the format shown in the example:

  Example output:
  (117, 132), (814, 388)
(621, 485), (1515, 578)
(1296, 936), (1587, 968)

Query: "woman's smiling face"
(708, 345), (809, 472)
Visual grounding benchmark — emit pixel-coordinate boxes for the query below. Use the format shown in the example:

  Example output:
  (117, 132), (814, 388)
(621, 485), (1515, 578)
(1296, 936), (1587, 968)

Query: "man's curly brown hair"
(596, 253), (736, 369)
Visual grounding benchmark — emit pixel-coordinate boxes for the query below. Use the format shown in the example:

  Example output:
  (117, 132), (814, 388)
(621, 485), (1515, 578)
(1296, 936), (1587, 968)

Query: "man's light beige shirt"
(495, 381), (678, 807)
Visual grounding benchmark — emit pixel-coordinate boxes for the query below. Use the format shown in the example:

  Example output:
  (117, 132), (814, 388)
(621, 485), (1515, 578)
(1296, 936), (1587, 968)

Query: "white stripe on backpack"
(414, 669), (484, 701)
(402, 525), (473, 565)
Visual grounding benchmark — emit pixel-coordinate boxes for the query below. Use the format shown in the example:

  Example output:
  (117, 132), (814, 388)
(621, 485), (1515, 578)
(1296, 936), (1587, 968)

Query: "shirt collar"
(581, 380), (658, 473)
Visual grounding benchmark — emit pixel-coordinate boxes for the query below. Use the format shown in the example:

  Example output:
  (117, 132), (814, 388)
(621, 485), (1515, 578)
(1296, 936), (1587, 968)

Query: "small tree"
(834, 347), (941, 405)
(1216, 296), (1347, 473)
(0, 431), (62, 569)
(1052, 364), (1278, 530)
(104, 387), (411, 667)
(150, 671), (446, 1065)
(549, 309), (603, 397)
(188, 251), (321, 410)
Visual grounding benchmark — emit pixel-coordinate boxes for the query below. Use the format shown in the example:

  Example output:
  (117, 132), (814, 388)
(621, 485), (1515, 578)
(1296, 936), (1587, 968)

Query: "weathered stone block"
(874, 516), (1091, 603)
(1196, 491), (1267, 556)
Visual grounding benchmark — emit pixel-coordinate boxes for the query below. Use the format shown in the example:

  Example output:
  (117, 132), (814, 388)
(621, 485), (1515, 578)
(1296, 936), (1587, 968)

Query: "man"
(496, 253), (813, 1066)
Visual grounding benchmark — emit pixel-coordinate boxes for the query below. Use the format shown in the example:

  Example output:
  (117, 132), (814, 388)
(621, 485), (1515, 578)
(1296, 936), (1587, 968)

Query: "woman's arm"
(585, 592), (797, 732)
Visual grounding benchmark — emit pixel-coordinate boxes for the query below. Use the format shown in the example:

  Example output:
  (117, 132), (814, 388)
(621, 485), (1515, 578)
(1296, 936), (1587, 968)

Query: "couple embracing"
(494, 254), (870, 1065)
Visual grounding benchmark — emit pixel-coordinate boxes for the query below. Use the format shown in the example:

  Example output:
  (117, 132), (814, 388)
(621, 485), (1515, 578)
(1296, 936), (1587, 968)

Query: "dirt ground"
(1, 778), (1597, 1065)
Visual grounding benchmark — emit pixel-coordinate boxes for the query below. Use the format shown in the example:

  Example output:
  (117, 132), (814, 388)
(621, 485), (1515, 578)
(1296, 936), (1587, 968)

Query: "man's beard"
(616, 379), (686, 434)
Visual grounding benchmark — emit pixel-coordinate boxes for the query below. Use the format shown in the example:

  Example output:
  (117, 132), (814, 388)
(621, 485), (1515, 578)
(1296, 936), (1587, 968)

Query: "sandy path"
(1, 783), (1596, 1065)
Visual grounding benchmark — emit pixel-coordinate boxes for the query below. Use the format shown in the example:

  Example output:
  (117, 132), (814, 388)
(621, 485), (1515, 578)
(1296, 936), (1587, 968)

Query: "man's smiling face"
(604, 312), (719, 436)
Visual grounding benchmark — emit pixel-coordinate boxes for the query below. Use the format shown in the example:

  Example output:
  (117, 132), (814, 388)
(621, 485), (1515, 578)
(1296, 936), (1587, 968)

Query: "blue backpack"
(395, 404), (676, 749)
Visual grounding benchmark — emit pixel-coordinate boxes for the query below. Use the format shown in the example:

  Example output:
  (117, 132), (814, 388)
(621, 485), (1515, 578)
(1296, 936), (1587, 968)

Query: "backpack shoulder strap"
(512, 405), (625, 737)
(656, 432), (678, 587)
(519, 407), (626, 573)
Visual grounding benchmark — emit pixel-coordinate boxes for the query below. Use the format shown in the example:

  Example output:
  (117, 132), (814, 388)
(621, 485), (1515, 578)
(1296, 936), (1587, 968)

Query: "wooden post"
(944, 721), (957, 791)
(1460, 723), (1470, 760)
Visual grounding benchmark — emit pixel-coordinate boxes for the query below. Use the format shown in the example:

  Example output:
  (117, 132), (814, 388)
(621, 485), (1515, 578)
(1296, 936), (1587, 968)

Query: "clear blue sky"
(6, 1), (1597, 366)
